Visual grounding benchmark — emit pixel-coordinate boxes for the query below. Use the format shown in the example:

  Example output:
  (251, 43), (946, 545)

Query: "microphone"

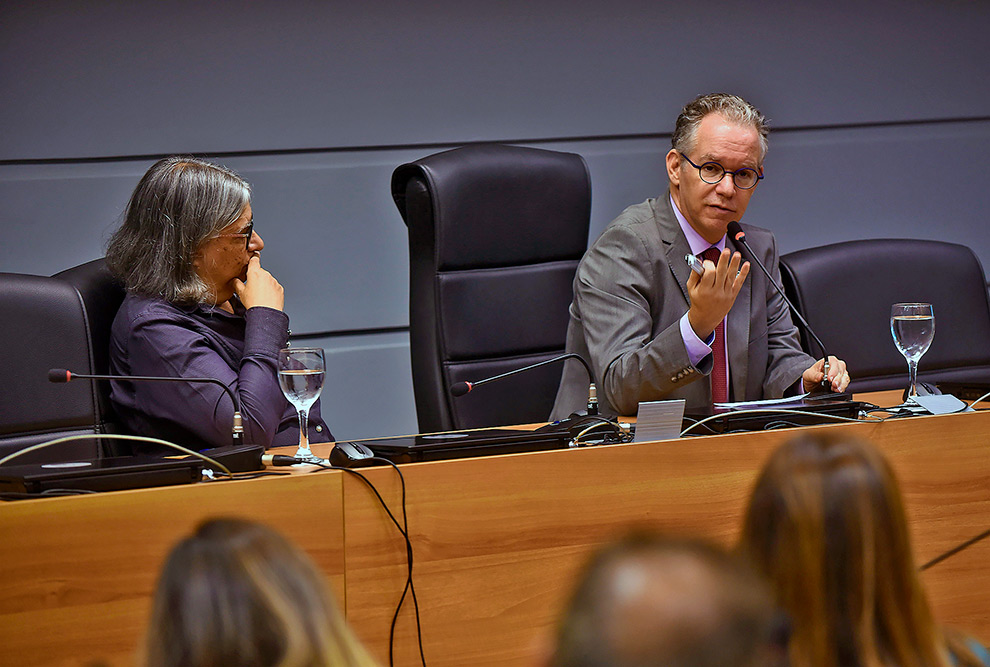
(725, 221), (832, 393)
(48, 368), (245, 446)
(450, 353), (599, 416)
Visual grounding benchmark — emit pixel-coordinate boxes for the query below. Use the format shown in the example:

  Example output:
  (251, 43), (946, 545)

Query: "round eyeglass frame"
(679, 152), (763, 190)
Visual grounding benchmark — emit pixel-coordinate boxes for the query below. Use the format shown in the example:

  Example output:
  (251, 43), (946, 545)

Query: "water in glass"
(277, 347), (326, 463)
(890, 303), (934, 399)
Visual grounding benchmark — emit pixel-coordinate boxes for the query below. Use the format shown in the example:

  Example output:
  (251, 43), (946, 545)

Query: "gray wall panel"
(298, 331), (417, 441)
(2, 121), (987, 332)
(2, 1), (987, 160)
(219, 152), (413, 333)
(749, 120), (990, 264)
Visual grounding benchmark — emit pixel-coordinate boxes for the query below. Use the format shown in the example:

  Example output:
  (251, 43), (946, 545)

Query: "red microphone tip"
(48, 368), (72, 383)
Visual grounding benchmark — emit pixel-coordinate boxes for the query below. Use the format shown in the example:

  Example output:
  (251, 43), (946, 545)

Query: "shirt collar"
(669, 193), (725, 255)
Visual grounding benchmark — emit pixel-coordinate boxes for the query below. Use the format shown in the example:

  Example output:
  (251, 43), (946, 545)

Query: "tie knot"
(701, 247), (721, 263)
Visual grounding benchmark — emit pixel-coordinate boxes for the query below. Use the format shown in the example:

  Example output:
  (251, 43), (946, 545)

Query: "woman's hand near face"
(234, 256), (284, 311)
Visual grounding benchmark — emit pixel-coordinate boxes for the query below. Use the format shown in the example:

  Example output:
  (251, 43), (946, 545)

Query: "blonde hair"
(144, 518), (379, 667)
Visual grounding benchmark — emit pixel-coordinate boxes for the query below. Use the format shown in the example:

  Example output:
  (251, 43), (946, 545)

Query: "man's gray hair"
(671, 93), (770, 162)
(106, 156), (251, 304)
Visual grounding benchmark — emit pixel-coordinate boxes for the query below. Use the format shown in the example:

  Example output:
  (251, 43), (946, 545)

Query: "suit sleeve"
(574, 224), (710, 415)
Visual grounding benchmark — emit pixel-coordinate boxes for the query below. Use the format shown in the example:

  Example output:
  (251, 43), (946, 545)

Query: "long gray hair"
(671, 93), (770, 162)
(106, 156), (251, 304)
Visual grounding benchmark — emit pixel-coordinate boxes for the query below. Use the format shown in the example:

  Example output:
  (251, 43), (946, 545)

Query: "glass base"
(293, 447), (325, 465)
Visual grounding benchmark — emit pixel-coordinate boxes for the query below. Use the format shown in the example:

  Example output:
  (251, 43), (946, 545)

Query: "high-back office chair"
(391, 144), (591, 432)
(0, 261), (123, 463)
(780, 239), (990, 393)
(55, 258), (127, 445)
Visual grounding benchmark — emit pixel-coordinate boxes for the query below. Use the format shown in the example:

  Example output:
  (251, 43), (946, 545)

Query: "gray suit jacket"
(550, 192), (814, 418)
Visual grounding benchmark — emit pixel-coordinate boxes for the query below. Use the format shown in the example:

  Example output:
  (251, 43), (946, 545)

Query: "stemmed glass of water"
(890, 303), (934, 399)
(278, 347), (326, 463)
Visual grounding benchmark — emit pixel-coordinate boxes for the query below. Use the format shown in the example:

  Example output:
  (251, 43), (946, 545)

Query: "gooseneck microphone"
(48, 368), (245, 446)
(725, 221), (832, 392)
(450, 353), (599, 416)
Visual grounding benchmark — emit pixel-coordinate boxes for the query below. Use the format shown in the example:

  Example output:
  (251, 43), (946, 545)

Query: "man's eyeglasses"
(214, 219), (255, 250)
(679, 153), (763, 190)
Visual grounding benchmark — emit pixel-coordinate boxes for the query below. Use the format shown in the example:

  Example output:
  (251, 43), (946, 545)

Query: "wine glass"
(278, 347), (326, 463)
(890, 303), (934, 400)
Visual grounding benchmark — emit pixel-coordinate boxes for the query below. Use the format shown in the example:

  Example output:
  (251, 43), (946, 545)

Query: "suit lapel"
(655, 194), (693, 305)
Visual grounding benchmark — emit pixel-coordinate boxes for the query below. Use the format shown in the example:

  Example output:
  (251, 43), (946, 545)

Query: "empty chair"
(779, 239), (990, 393)
(391, 144), (591, 431)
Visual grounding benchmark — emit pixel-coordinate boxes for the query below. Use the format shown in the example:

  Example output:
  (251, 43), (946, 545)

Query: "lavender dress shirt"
(109, 293), (332, 452)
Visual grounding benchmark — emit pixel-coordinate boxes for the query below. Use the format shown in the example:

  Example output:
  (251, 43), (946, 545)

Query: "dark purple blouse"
(109, 293), (332, 451)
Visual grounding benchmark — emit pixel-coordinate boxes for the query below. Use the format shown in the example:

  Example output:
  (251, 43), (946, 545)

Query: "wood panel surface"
(0, 472), (345, 667)
(0, 407), (986, 667)
(340, 411), (990, 666)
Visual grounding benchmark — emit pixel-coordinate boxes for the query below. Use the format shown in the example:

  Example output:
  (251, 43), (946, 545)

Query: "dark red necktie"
(701, 247), (728, 404)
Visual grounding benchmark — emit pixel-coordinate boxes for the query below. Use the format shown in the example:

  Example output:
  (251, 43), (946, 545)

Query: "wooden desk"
(1, 404), (987, 666)
(340, 408), (990, 666)
(0, 473), (346, 667)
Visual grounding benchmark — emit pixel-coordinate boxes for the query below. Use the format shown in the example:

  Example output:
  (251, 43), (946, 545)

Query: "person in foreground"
(144, 518), (379, 667)
(548, 533), (786, 667)
(738, 433), (990, 667)
(551, 92), (849, 419)
(106, 156), (331, 451)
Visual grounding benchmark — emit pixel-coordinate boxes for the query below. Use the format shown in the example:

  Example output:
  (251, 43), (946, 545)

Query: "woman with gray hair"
(106, 156), (332, 451)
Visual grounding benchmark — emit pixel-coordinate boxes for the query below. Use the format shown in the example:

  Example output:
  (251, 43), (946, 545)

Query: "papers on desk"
(633, 399), (686, 443)
(715, 393), (811, 410)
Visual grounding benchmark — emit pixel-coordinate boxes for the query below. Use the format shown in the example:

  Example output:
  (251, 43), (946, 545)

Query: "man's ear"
(665, 149), (681, 187)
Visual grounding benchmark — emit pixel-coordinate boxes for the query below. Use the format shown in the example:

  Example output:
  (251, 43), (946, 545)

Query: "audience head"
(671, 92), (770, 162)
(106, 156), (251, 305)
(551, 532), (782, 667)
(738, 433), (953, 667)
(144, 517), (377, 667)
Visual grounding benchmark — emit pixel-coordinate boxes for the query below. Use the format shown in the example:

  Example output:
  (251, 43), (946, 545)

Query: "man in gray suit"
(551, 93), (849, 419)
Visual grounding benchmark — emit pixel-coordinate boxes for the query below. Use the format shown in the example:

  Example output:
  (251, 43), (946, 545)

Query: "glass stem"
(907, 359), (919, 397)
(297, 408), (311, 455)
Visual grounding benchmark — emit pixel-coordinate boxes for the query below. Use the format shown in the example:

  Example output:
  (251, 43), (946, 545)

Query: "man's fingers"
(729, 261), (750, 293)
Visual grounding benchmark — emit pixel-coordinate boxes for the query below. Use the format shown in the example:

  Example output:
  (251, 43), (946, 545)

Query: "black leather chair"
(0, 269), (100, 462)
(780, 239), (990, 393)
(391, 144), (591, 431)
(54, 259), (127, 446)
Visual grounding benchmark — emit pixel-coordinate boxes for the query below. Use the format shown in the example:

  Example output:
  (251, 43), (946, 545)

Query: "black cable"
(920, 528), (990, 571)
(304, 457), (426, 667)
(225, 470), (291, 480)
(367, 457), (426, 667)
(1, 488), (101, 501)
